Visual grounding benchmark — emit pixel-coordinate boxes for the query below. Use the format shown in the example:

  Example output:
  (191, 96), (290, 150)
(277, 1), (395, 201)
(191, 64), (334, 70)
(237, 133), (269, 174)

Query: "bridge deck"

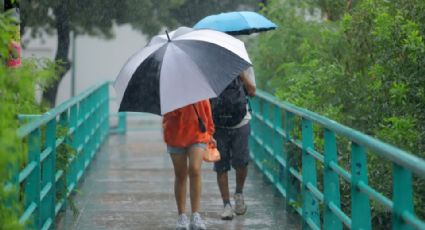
(56, 118), (300, 230)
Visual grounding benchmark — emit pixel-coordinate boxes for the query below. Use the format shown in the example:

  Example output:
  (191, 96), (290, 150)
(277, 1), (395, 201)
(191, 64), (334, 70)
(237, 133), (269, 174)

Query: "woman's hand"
(240, 71), (256, 97)
(210, 137), (217, 147)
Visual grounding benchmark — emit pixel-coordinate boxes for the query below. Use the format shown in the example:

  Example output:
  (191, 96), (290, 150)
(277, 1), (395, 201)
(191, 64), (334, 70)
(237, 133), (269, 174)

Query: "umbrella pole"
(165, 30), (171, 42)
(192, 105), (206, 133)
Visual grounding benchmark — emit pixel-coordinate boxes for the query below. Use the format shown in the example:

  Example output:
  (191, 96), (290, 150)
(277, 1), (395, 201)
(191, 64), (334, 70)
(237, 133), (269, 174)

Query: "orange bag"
(203, 141), (221, 163)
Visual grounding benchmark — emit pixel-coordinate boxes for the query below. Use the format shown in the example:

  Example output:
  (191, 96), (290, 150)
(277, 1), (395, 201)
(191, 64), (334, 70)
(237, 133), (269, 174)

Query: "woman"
(163, 99), (215, 230)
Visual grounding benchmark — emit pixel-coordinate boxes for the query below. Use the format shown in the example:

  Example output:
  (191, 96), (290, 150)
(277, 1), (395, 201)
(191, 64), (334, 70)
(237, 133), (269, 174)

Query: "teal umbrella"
(193, 11), (277, 35)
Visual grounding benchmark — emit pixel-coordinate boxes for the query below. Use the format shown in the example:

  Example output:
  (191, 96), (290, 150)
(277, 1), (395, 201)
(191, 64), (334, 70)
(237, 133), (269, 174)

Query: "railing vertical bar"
(323, 129), (342, 230)
(70, 104), (78, 185)
(301, 118), (320, 229)
(91, 92), (97, 159)
(351, 143), (371, 230)
(92, 91), (98, 159)
(118, 112), (126, 134)
(392, 163), (413, 230)
(284, 111), (297, 211)
(103, 84), (110, 137)
(250, 96), (262, 168)
(86, 94), (93, 163)
(24, 128), (41, 228)
(273, 104), (284, 195)
(78, 99), (87, 179)
(95, 89), (102, 156)
(258, 98), (268, 182)
(92, 91), (99, 159)
(249, 98), (257, 162)
(84, 96), (91, 167)
(43, 119), (56, 229)
(263, 100), (274, 182)
(91, 91), (98, 159)
(94, 90), (101, 157)
(58, 110), (69, 211)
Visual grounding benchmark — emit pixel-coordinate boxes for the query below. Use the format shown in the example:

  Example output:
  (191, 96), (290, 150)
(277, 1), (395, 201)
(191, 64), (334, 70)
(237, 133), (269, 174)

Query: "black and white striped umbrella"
(113, 27), (252, 115)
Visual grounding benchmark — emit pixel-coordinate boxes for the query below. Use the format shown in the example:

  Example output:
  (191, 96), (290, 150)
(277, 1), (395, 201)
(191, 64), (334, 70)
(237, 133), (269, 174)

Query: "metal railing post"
(118, 112), (127, 133)
(323, 129), (342, 230)
(351, 143), (371, 230)
(392, 164), (413, 230)
(42, 119), (56, 229)
(301, 118), (320, 229)
(23, 129), (41, 228)
(283, 111), (297, 211)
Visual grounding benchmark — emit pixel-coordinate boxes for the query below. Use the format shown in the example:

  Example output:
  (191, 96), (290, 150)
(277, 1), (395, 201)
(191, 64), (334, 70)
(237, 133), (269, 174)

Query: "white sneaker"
(190, 212), (206, 230)
(234, 193), (247, 215)
(220, 203), (235, 220)
(176, 213), (189, 230)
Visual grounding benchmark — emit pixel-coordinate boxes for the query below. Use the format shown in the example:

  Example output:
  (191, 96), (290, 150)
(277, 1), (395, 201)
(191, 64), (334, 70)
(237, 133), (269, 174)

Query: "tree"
(20, 0), (260, 107)
(20, 0), (179, 106)
(250, 0), (425, 227)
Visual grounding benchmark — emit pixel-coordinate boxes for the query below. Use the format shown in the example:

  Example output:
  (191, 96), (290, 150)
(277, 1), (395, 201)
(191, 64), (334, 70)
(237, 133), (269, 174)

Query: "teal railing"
(11, 82), (109, 229)
(249, 90), (425, 230)
(9, 81), (425, 229)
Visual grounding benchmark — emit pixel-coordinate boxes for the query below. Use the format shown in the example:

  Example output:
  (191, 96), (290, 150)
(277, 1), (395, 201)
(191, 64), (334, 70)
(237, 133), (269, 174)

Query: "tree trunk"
(42, 3), (71, 107)
(347, 0), (353, 11)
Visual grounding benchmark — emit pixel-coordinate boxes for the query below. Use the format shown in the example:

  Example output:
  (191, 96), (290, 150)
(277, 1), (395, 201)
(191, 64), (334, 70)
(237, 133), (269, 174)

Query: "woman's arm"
(202, 100), (215, 135)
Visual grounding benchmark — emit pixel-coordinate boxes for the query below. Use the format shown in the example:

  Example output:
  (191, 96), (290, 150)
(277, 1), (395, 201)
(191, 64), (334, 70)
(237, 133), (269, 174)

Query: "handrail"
(250, 90), (425, 230)
(16, 84), (98, 138)
(257, 91), (425, 177)
(12, 82), (110, 229)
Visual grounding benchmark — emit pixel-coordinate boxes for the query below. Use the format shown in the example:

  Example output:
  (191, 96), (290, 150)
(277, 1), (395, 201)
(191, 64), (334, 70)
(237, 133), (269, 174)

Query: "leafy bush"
(249, 0), (425, 227)
(0, 13), (57, 229)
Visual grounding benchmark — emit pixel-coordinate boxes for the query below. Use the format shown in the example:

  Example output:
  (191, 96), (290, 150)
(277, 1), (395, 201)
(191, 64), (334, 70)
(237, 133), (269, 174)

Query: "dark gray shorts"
(213, 123), (250, 173)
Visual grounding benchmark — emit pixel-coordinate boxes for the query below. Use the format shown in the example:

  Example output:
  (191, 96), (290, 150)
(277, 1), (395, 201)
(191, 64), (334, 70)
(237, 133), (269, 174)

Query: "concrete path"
(56, 117), (300, 230)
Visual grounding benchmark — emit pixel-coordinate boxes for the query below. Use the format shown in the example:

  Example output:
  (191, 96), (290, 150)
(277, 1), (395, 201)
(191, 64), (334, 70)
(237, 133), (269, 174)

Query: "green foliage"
(249, 0), (425, 227)
(21, 0), (260, 39)
(0, 12), (57, 229)
(55, 125), (79, 216)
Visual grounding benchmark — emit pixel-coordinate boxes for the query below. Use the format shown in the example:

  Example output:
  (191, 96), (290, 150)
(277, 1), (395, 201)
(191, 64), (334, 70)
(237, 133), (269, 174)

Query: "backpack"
(210, 77), (247, 127)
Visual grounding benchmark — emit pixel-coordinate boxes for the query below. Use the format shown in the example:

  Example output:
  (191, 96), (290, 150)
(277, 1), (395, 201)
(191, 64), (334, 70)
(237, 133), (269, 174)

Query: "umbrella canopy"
(193, 11), (277, 35)
(114, 27), (252, 115)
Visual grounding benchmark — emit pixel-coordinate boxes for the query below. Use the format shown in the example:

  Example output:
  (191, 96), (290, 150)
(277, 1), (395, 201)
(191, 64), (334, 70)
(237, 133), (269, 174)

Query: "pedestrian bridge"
(12, 82), (425, 230)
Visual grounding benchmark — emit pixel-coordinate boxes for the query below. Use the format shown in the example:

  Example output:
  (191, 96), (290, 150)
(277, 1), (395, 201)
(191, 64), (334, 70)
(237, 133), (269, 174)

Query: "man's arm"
(240, 70), (256, 97)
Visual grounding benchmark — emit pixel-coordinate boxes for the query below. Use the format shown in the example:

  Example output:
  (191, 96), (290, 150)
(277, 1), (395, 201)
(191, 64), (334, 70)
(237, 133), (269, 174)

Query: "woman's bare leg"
(187, 147), (204, 213)
(170, 153), (188, 214)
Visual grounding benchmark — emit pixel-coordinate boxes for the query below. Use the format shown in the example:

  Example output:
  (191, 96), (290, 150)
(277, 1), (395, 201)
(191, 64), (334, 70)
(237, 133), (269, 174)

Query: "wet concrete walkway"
(56, 117), (300, 230)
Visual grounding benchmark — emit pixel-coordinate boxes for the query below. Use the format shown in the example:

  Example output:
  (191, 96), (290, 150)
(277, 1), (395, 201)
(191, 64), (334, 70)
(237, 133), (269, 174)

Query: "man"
(211, 67), (256, 220)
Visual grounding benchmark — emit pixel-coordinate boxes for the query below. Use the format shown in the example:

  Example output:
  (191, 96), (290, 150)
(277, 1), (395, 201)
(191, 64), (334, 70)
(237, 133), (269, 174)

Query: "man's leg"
(235, 165), (247, 194)
(217, 171), (230, 202)
(216, 170), (235, 220)
(231, 124), (250, 215)
(214, 127), (234, 220)
(234, 164), (248, 215)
